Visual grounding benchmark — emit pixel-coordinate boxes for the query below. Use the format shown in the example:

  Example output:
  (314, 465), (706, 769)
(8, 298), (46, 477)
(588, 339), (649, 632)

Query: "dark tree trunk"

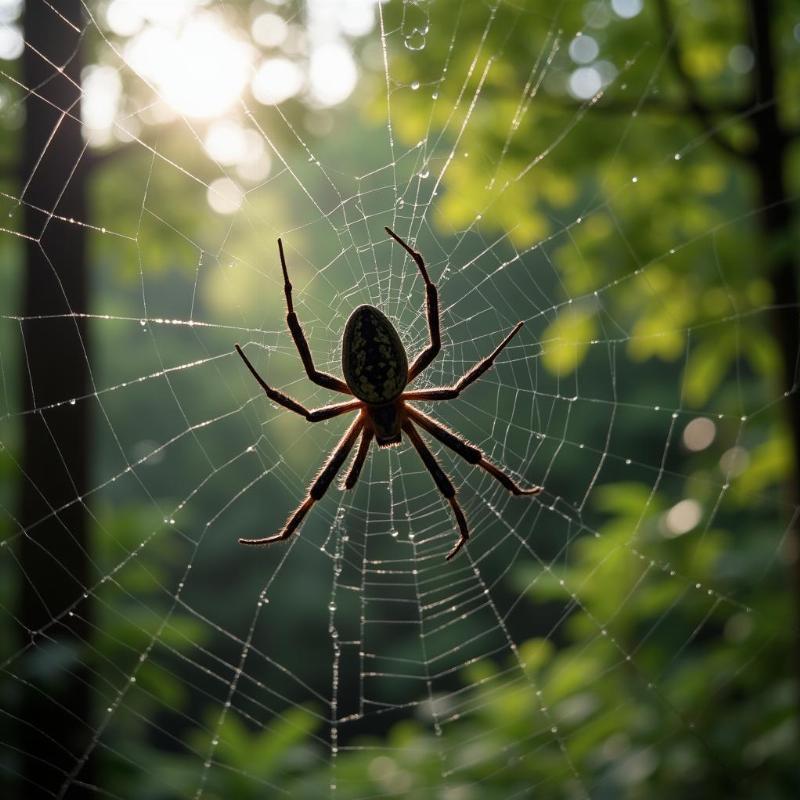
(746, 0), (800, 719)
(16, 1), (94, 798)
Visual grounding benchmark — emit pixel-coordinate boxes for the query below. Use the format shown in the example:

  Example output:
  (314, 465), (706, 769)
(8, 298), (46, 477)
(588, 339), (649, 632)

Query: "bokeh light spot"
(206, 177), (244, 215)
(682, 417), (716, 452)
(662, 499), (702, 537)
(252, 57), (305, 105)
(568, 67), (602, 99)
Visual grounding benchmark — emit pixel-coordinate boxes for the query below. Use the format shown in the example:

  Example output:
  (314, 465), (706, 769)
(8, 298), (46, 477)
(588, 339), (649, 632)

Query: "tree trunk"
(747, 0), (800, 721)
(16, 1), (94, 797)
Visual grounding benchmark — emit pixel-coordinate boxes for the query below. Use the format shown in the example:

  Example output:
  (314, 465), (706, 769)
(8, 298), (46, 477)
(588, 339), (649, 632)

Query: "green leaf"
(540, 307), (596, 376)
(682, 332), (736, 406)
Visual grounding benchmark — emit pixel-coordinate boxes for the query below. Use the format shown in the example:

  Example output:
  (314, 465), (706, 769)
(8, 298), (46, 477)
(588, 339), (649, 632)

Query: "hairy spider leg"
(277, 238), (351, 394)
(385, 227), (440, 381)
(343, 428), (374, 490)
(239, 416), (364, 546)
(402, 420), (470, 560)
(235, 344), (360, 422)
(404, 321), (524, 402)
(406, 406), (541, 495)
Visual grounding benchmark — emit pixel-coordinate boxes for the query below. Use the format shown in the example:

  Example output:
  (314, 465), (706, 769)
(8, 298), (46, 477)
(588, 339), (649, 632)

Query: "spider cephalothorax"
(234, 228), (541, 560)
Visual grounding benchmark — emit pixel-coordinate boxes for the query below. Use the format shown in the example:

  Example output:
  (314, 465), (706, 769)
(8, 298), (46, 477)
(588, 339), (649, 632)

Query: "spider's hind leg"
(407, 406), (541, 495)
(239, 417), (363, 547)
(342, 428), (373, 490)
(402, 420), (470, 560)
(240, 496), (315, 546)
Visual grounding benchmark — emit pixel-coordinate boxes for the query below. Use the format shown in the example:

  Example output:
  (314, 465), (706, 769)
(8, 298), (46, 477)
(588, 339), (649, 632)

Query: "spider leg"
(406, 406), (542, 495)
(403, 321), (524, 402)
(385, 227), (440, 381)
(235, 344), (361, 421)
(239, 416), (363, 546)
(277, 238), (351, 394)
(342, 428), (373, 490)
(402, 420), (470, 561)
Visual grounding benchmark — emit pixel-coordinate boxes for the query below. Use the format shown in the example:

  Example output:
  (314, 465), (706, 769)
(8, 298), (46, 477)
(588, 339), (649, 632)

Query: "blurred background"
(0, 0), (798, 797)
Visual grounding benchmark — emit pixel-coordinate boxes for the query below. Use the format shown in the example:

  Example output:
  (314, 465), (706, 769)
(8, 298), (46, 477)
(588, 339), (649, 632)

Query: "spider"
(234, 227), (541, 560)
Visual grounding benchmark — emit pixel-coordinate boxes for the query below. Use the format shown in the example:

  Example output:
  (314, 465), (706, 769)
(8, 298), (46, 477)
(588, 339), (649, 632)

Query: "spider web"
(0, 1), (797, 797)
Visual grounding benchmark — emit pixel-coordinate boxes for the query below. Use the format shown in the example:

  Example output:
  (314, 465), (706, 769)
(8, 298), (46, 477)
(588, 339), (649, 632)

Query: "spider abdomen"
(342, 305), (408, 403)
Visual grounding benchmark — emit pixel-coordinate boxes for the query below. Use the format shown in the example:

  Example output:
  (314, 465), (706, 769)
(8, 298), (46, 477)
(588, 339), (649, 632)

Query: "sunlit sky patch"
(309, 42), (358, 107)
(0, 0), (22, 60)
(0, 0), (21, 23)
(206, 176), (244, 215)
(81, 0), (374, 211)
(92, 0), (378, 137)
(305, 0), (373, 106)
(106, 0), (209, 35)
(82, 65), (123, 146)
(123, 13), (251, 119)
(203, 119), (250, 165)
(252, 57), (305, 105)
(251, 12), (289, 48)
(0, 22), (22, 60)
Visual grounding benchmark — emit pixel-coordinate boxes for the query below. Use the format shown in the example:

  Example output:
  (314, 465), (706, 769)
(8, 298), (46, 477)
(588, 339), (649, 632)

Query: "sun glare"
(124, 13), (251, 120)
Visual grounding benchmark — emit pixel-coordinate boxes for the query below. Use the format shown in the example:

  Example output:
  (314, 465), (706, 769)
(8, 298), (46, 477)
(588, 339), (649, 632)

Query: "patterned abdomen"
(342, 305), (408, 403)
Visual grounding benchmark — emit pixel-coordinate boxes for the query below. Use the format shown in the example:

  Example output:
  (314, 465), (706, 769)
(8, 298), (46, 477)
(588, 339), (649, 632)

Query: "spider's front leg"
(403, 321), (524, 402)
(385, 227), (440, 381)
(235, 344), (359, 421)
(276, 239), (351, 395)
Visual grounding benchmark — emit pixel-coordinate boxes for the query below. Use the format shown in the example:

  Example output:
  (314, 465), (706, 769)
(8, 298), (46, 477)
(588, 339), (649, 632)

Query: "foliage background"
(0, 1), (798, 798)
